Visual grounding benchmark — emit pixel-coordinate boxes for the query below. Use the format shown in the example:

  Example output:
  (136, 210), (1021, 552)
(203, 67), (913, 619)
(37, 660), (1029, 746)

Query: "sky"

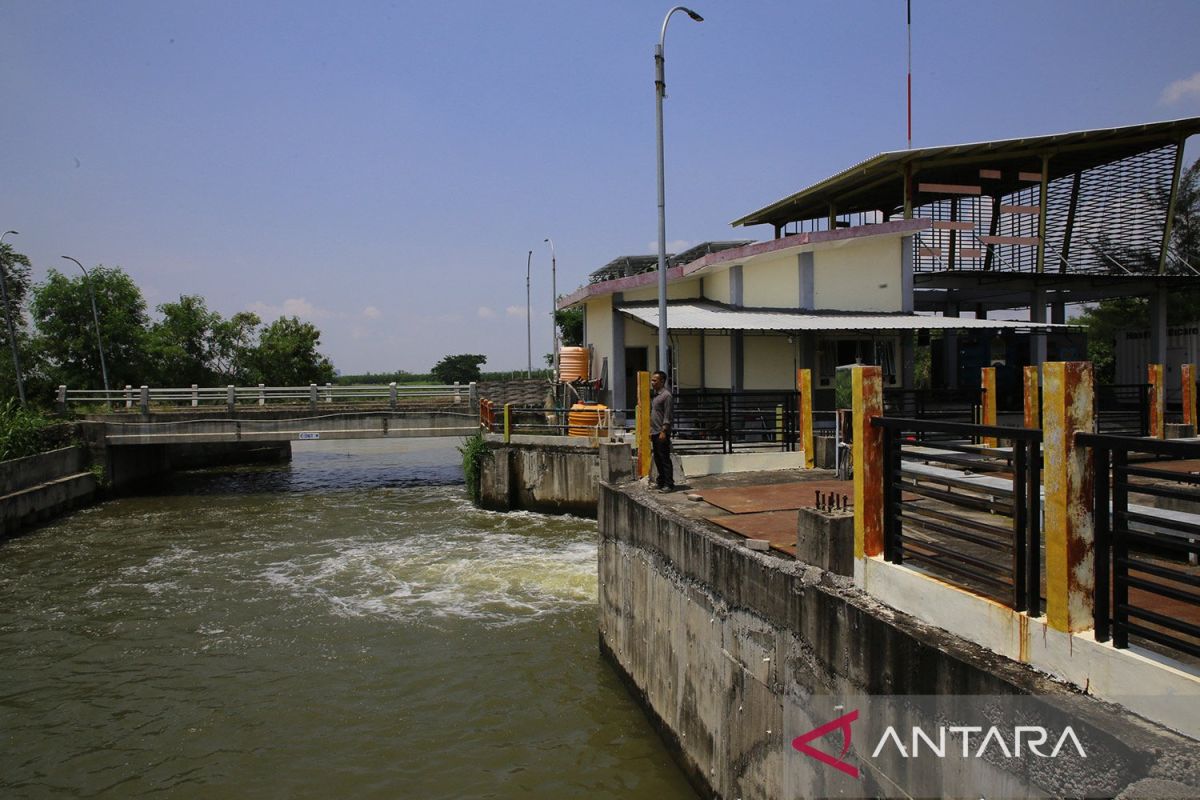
(3, 0), (1200, 375)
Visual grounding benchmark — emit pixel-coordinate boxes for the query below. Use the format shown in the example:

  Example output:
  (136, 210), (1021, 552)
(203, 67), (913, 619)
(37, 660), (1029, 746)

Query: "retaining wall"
(478, 435), (615, 517)
(0, 446), (97, 537)
(598, 482), (1200, 799)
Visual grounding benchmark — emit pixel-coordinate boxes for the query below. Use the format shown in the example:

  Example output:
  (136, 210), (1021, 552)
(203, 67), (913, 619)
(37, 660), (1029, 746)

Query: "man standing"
(649, 370), (674, 492)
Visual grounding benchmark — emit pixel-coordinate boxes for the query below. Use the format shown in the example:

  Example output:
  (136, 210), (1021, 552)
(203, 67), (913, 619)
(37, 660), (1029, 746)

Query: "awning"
(618, 302), (1064, 332)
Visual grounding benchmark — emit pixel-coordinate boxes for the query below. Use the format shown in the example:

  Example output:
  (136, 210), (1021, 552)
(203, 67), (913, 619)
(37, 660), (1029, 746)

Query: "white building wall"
(743, 335), (796, 390)
(813, 237), (904, 311)
(742, 252), (799, 308)
(703, 271), (732, 304)
(704, 335), (733, 389)
(675, 334), (703, 389)
(623, 278), (702, 303)
(584, 297), (614, 381)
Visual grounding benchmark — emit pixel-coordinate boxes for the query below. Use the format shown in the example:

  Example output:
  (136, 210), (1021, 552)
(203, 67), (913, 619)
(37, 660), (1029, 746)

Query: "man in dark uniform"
(649, 370), (674, 492)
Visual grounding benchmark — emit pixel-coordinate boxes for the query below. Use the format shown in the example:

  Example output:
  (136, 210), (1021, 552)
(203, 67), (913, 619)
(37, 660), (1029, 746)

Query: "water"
(0, 439), (695, 799)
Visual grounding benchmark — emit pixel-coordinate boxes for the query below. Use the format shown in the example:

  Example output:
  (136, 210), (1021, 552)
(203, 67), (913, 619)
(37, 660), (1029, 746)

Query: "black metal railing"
(672, 390), (798, 454)
(882, 388), (982, 424)
(1095, 383), (1150, 437)
(873, 417), (1043, 611)
(1078, 433), (1200, 660)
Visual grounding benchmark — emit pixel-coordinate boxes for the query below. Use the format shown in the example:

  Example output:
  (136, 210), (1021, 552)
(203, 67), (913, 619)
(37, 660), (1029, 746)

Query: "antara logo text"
(792, 709), (1087, 778)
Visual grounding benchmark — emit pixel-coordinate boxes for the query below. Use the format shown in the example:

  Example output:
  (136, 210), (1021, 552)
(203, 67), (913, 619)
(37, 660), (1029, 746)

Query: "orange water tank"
(557, 346), (589, 383)
(568, 402), (609, 438)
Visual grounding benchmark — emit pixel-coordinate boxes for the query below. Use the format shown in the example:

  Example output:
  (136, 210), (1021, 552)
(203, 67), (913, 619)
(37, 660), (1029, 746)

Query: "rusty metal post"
(852, 365), (884, 559)
(1148, 363), (1165, 439)
(1023, 365), (1040, 429)
(1182, 363), (1196, 428)
(636, 370), (651, 478)
(1042, 361), (1095, 632)
(503, 402), (513, 444)
(797, 368), (814, 469)
(981, 366), (997, 446)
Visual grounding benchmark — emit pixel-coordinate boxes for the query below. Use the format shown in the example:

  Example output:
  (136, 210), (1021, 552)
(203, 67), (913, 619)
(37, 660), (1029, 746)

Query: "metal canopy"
(618, 302), (1062, 332)
(732, 117), (1200, 230)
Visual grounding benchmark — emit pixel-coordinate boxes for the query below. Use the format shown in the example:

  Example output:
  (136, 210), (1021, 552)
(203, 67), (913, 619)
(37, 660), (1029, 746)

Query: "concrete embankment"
(0, 446), (97, 537)
(598, 476), (1200, 799)
(478, 434), (623, 517)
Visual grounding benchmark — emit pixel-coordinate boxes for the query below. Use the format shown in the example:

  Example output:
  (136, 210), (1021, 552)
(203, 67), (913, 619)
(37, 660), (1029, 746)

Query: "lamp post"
(526, 249), (533, 378)
(655, 5), (703, 377)
(0, 230), (26, 405)
(62, 256), (110, 399)
(544, 237), (557, 381)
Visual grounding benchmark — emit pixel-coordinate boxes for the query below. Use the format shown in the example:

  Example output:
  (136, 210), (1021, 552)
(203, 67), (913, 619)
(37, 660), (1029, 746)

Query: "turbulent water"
(0, 438), (695, 799)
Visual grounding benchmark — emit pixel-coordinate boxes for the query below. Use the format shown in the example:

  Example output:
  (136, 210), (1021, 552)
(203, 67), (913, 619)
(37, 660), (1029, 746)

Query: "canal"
(0, 438), (696, 799)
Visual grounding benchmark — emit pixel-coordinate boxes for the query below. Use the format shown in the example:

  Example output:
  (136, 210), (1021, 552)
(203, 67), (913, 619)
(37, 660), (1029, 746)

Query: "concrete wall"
(598, 484), (1200, 799)
(743, 335), (795, 390)
(623, 277), (702, 303)
(814, 236), (903, 311)
(0, 446), (97, 538)
(478, 435), (607, 517)
(742, 250), (799, 308)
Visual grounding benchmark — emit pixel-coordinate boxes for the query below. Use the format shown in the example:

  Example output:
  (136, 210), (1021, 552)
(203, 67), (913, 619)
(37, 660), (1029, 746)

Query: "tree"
(211, 311), (261, 384)
(431, 353), (486, 384)
(555, 306), (583, 347)
(30, 266), (149, 389)
(0, 243), (36, 400)
(249, 316), (334, 386)
(145, 295), (222, 386)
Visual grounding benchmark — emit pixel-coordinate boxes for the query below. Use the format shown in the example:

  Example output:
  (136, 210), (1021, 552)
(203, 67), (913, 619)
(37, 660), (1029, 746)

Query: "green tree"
(249, 316), (334, 385)
(0, 242), (37, 401)
(211, 311), (261, 384)
(146, 295), (222, 386)
(431, 353), (486, 384)
(555, 306), (583, 346)
(30, 266), (149, 390)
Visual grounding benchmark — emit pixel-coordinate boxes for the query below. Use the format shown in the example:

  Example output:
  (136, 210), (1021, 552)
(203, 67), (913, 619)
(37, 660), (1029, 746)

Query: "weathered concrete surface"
(599, 481), (1200, 800)
(0, 447), (97, 538)
(479, 437), (602, 516)
(795, 506), (853, 576)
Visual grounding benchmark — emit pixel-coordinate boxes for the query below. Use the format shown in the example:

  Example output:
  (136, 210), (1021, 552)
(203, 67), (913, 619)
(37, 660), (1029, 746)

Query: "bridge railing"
(59, 382), (478, 414)
(479, 400), (615, 440)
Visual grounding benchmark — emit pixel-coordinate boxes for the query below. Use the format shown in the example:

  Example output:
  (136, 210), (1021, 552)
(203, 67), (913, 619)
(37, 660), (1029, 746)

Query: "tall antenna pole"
(907, 0), (912, 149)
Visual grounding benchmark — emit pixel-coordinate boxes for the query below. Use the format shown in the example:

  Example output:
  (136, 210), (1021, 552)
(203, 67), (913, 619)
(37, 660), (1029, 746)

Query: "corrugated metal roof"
(731, 117), (1200, 229)
(619, 303), (1061, 332)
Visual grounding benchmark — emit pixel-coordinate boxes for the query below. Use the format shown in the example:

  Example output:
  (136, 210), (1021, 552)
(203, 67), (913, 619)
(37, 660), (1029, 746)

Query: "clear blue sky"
(3, 0), (1199, 375)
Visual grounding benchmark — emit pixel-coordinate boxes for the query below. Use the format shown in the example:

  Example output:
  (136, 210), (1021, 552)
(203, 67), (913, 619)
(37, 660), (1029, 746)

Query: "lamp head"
(2, 230), (17, 237)
(684, 8), (703, 21)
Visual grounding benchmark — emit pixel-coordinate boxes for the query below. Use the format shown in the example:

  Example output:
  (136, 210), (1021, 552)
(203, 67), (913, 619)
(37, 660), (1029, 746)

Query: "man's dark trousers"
(652, 435), (674, 489)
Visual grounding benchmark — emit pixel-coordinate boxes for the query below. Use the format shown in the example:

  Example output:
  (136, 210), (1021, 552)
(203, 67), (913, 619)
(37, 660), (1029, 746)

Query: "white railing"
(58, 382), (478, 413)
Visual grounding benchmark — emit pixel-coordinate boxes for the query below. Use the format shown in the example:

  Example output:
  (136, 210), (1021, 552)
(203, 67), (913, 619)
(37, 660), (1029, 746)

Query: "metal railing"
(60, 383), (478, 414)
(672, 390), (798, 455)
(883, 387), (983, 424)
(873, 416), (1043, 611)
(1078, 433), (1200, 660)
(479, 399), (615, 440)
(1095, 383), (1149, 436)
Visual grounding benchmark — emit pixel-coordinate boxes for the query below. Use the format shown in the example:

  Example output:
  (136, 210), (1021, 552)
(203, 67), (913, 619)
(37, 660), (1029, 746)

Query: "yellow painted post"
(981, 366), (997, 446)
(503, 402), (513, 443)
(797, 368), (814, 469)
(1149, 363), (1165, 439)
(1023, 366), (1040, 429)
(1042, 361), (1095, 633)
(852, 365), (884, 559)
(1182, 363), (1196, 429)
(775, 405), (783, 443)
(636, 371), (651, 478)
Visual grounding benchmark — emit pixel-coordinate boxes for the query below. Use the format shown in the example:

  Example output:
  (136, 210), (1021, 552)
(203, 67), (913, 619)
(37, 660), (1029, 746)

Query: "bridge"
(61, 383), (481, 444)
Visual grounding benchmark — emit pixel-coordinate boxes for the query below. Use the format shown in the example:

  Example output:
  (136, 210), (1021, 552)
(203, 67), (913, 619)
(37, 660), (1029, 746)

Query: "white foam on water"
(260, 526), (598, 626)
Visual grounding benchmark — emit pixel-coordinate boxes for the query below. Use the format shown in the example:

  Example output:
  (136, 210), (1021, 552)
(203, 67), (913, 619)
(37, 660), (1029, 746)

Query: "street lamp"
(544, 237), (557, 381)
(0, 230), (26, 406)
(526, 249), (533, 379)
(62, 256), (110, 400)
(655, 5), (703, 377)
